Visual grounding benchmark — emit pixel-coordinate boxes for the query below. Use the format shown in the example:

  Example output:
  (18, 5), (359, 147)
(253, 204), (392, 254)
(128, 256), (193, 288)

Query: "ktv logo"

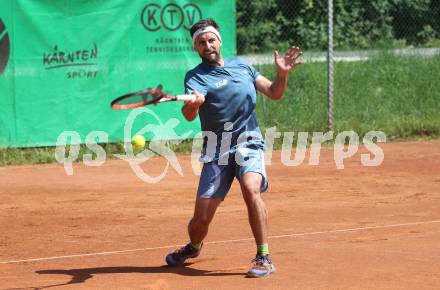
(0, 18), (10, 76)
(141, 3), (202, 31)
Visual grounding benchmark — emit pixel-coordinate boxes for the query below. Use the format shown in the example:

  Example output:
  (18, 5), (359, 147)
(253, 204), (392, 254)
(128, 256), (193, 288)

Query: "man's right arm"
(181, 91), (205, 121)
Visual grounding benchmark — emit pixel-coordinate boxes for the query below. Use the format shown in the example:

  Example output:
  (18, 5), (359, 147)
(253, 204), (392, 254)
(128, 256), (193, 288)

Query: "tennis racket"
(110, 85), (195, 110)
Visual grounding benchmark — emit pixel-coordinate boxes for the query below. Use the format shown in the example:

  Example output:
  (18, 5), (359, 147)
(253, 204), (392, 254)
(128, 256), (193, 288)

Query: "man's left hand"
(274, 46), (303, 76)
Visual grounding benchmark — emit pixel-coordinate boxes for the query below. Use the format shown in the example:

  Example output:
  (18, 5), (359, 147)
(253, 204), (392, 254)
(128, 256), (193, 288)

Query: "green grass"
(0, 143), (125, 166)
(0, 140), (196, 166)
(255, 52), (440, 140)
(2, 53), (440, 166)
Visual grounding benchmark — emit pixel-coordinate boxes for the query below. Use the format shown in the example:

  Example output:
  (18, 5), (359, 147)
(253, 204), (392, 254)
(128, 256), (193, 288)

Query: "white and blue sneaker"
(246, 253), (276, 278)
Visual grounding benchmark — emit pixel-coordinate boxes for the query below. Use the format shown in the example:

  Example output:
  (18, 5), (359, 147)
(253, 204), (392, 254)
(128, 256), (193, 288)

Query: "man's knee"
(240, 172), (264, 205)
(242, 184), (262, 205)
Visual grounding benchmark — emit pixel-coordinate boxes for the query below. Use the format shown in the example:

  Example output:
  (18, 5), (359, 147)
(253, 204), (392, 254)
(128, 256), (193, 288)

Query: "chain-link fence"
(237, 0), (440, 54)
(236, 0), (440, 137)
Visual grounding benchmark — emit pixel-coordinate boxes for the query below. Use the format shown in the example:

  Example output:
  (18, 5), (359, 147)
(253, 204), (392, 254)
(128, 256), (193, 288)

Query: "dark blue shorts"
(197, 146), (268, 199)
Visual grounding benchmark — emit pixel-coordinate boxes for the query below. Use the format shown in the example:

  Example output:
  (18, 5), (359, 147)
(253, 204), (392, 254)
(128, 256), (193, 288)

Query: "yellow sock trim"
(257, 243), (269, 256)
(190, 242), (202, 250)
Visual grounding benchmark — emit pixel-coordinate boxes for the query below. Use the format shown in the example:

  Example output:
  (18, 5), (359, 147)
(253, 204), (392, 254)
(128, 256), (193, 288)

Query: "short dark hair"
(189, 18), (221, 37)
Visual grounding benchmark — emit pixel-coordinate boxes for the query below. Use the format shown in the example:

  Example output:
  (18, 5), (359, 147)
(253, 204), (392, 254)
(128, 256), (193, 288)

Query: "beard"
(201, 51), (222, 66)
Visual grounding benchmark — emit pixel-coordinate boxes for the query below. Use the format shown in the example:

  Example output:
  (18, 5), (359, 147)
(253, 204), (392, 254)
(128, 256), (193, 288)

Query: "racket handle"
(175, 94), (196, 101)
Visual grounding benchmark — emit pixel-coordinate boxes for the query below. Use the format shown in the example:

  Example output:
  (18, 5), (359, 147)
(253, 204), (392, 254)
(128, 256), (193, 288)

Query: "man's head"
(190, 19), (222, 66)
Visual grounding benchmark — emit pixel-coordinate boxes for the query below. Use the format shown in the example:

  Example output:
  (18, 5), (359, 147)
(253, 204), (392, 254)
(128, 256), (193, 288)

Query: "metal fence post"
(327, 0), (334, 132)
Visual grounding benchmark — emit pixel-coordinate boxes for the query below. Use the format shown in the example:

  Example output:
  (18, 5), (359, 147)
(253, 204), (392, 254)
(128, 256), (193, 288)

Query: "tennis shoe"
(166, 243), (202, 266)
(246, 253), (276, 277)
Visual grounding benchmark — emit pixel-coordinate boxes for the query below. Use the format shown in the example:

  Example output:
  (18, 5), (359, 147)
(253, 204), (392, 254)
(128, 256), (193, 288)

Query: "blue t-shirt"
(184, 57), (264, 162)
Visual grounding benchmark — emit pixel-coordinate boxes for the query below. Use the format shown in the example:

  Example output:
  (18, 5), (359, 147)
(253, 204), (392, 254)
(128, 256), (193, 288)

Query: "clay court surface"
(1, 140), (439, 289)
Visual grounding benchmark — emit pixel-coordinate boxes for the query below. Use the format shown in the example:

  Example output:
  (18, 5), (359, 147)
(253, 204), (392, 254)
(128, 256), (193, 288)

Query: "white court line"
(1, 220), (439, 265)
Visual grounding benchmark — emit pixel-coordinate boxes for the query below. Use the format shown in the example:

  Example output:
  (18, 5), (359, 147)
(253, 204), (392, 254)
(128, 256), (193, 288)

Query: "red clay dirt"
(1, 140), (440, 289)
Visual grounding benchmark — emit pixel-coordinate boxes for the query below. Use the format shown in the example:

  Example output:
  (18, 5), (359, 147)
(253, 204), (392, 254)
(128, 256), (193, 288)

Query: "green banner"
(0, 0), (236, 147)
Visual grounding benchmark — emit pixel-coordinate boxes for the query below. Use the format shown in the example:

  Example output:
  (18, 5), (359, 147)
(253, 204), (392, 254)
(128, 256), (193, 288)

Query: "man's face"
(194, 32), (222, 65)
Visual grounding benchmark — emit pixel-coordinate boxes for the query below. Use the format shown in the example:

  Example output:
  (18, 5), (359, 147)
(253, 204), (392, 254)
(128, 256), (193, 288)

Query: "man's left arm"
(256, 47), (303, 100)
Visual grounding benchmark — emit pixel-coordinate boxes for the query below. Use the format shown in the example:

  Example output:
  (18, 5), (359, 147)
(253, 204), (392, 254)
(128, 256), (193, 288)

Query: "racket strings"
(111, 84), (172, 109)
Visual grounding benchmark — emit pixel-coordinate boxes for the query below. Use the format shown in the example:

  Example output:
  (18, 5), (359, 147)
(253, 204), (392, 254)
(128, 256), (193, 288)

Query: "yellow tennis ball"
(131, 135), (145, 149)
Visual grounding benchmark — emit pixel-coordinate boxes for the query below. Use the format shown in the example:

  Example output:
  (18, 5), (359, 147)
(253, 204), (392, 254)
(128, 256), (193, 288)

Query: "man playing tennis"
(165, 18), (302, 278)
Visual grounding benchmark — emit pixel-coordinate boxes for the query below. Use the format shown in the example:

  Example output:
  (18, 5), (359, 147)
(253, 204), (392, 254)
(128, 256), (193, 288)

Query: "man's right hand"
(182, 91), (205, 121)
(185, 91), (205, 108)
